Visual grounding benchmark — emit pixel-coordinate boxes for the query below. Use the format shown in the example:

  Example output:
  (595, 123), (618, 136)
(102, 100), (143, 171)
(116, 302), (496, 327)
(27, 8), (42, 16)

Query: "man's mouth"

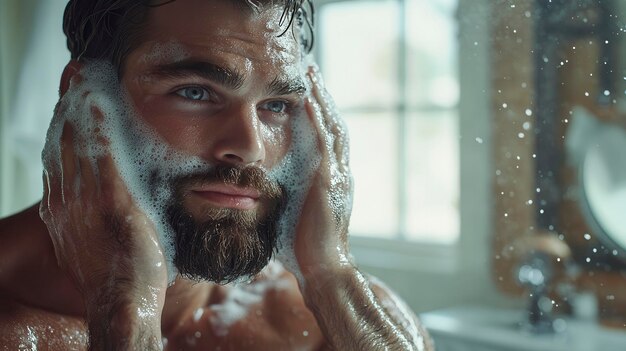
(191, 183), (261, 210)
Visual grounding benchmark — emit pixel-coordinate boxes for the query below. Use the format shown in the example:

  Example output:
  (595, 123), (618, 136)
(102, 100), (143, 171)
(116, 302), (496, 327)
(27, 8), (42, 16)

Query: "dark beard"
(166, 165), (284, 284)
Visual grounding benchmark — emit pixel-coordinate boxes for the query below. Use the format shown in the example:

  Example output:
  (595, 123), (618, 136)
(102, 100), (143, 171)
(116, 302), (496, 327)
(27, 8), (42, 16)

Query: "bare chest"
(163, 279), (324, 350)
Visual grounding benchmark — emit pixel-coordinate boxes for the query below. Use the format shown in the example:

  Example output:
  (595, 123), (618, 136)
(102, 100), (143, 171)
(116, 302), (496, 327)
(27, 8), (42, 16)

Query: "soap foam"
(42, 58), (320, 284)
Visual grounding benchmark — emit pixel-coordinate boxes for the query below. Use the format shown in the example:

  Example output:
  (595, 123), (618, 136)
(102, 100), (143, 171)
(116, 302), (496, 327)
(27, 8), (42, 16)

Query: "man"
(0, 0), (433, 349)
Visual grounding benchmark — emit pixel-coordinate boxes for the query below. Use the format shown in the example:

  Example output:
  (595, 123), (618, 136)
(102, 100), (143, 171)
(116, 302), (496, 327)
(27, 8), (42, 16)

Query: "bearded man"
(0, 0), (433, 350)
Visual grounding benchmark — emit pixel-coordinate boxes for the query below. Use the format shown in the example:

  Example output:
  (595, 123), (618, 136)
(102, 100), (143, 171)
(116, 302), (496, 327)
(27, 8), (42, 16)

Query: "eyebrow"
(147, 60), (246, 91)
(266, 75), (307, 97)
(147, 59), (306, 97)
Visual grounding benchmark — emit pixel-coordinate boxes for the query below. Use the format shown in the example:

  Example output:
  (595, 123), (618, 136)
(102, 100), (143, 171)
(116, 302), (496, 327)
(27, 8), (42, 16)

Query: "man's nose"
(212, 104), (266, 166)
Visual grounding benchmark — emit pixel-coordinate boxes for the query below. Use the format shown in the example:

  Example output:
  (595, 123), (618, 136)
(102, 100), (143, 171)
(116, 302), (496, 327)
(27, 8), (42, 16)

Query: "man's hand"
(40, 81), (167, 350)
(294, 66), (353, 277)
(292, 66), (432, 350)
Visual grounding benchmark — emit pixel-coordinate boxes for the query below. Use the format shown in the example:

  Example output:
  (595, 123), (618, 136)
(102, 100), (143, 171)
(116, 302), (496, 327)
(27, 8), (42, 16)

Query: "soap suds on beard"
(42, 57), (320, 284)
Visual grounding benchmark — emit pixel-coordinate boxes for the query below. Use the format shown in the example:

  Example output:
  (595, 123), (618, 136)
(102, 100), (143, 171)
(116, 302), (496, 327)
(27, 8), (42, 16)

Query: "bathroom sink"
(420, 306), (626, 351)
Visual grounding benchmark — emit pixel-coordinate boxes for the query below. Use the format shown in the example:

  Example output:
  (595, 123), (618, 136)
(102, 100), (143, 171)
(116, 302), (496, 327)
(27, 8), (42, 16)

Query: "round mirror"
(580, 124), (626, 260)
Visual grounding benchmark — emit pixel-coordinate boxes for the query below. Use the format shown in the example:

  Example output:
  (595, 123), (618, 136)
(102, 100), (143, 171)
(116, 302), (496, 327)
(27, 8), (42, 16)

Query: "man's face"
(119, 0), (307, 283)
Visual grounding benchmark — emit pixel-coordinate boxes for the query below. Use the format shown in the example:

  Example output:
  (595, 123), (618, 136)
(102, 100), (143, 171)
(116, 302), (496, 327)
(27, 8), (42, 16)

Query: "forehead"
(132, 0), (302, 74)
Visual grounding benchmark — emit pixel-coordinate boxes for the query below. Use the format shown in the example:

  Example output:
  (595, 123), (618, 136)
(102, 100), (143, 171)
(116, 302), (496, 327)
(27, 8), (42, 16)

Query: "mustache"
(172, 164), (283, 200)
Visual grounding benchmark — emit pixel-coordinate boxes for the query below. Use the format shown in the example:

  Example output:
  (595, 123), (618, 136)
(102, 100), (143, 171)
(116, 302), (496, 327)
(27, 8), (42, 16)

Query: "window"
(316, 0), (460, 243)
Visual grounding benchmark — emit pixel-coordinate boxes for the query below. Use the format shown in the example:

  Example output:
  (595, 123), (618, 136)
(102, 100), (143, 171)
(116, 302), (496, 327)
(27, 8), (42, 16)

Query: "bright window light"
(318, 0), (460, 244)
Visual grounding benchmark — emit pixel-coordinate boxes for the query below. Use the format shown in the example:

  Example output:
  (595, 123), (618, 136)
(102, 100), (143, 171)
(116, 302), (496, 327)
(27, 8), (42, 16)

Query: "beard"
(164, 165), (285, 284)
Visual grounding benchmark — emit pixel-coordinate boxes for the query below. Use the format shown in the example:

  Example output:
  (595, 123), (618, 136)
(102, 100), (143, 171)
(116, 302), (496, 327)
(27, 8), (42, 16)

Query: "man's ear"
(59, 60), (82, 97)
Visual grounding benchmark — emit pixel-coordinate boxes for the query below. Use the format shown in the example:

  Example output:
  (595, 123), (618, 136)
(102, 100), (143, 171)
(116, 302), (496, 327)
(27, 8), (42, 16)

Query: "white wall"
(0, 0), (68, 217)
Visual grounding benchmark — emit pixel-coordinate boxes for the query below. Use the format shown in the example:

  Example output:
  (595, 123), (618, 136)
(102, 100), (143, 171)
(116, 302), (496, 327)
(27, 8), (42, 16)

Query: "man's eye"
(262, 100), (288, 113)
(175, 86), (210, 101)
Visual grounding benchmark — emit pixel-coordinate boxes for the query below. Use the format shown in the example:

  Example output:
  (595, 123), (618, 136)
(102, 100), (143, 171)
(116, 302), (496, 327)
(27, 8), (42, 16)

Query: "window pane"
(405, 110), (459, 243)
(407, 0), (459, 108)
(320, 0), (399, 109)
(344, 112), (399, 238)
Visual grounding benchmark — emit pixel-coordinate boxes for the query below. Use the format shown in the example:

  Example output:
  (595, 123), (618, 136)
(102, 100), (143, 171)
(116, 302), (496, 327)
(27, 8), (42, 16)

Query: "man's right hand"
(39, 81), (167, 349)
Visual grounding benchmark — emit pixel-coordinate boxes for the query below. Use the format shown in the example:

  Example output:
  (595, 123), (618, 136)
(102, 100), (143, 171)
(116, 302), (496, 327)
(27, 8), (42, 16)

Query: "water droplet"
(586, 257), (591, 263)
(193, 308), (204, 322)
(584, 233), (591, 240)
(518, 132), (525, 139)
(303, 330), (309, 336)
(502, 103), (508, 108)
(475, 137), (484, 144)
(523, 122), (531, 130)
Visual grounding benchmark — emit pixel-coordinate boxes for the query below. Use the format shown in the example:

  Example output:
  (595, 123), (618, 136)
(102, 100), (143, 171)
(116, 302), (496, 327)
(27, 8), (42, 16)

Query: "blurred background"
(2, 0), (626, 350)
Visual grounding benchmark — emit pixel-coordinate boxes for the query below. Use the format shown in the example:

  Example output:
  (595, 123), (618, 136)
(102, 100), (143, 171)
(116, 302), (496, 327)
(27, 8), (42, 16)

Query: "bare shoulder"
(0, 294), (88, 350)
(366, 274), (435, 351)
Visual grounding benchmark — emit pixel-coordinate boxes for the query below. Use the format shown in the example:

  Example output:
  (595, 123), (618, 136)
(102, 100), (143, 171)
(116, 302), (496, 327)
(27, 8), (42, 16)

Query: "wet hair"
(63, 0), (314, 73)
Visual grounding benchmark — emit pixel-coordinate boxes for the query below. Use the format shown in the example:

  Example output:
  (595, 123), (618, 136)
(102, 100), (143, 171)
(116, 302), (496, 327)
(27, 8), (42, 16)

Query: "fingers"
(96, 153), (132, 209)
(81, 106), (112, 197)
(41, 171), (52, 219)
(60, 123), (78, 201)
(78, 150), (97, 197)
(306, 66), (350, 171)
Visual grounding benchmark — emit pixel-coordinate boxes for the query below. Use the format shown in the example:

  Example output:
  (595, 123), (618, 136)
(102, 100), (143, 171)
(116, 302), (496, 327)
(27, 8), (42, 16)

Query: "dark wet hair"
(63, 0), (314, 72)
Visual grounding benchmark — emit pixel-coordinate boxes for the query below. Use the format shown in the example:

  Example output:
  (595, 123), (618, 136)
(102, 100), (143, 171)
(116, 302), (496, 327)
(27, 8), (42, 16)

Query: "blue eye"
(263, 100), (288, 113)
(176, 86), (209, 101)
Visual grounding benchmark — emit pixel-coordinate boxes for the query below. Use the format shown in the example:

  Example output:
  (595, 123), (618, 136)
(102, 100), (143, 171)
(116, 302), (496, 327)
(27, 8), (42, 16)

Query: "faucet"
(516, 251), (558, 334)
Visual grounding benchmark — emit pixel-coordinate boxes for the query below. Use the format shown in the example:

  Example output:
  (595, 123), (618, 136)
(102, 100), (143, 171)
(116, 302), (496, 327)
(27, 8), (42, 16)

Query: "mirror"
(580, 121), (626, 258)
(567, 106), (626, 264)
(532, 0), (626, 267)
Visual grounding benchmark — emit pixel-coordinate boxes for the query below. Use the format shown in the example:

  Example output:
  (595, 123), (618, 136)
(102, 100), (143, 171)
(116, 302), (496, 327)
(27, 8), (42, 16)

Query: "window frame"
(315, 0), (461, 251)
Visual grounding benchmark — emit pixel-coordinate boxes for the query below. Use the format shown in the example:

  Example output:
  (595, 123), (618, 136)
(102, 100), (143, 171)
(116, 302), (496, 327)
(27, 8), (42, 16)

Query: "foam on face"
(42, 55), (320, 284)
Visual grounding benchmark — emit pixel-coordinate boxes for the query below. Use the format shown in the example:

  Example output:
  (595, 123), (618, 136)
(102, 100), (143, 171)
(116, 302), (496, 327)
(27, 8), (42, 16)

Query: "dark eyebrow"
(147, 60), (245, 90)
(266, 75), (306, 97)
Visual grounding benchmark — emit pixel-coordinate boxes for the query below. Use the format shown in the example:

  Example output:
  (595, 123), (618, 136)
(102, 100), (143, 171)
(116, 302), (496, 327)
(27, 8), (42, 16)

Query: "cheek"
(262, 123), (290, 165)
(132, 95), (209, 153)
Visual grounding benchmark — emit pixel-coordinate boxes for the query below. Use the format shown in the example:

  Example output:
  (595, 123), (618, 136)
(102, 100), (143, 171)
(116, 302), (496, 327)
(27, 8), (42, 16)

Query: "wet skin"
(0, 0), (433, 349)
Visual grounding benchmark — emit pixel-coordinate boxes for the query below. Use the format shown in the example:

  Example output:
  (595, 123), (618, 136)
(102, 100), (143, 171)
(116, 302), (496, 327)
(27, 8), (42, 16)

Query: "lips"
(191, 183), (261, 210)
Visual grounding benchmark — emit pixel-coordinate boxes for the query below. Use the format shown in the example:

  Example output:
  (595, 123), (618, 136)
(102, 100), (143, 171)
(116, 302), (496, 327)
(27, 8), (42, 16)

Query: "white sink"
(420, 306), (626, 351)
